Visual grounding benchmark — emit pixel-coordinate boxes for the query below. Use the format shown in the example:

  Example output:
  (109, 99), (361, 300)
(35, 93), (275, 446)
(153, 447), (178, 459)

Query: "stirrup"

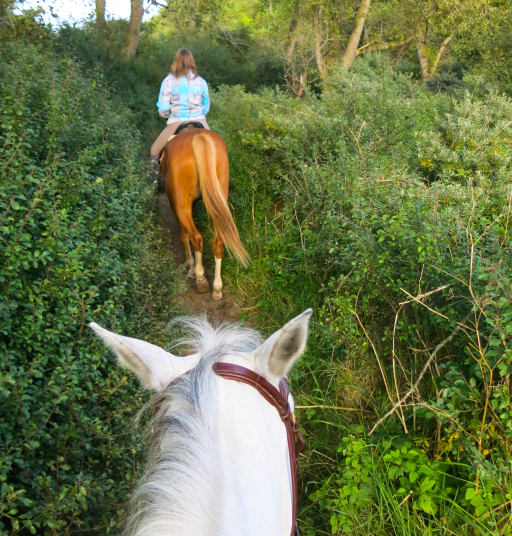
(155, 176), (165, 193)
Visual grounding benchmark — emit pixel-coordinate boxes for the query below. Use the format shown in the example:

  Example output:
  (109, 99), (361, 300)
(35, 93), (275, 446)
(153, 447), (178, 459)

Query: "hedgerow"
(0, 38), (181, 534)
(211, 56), (512, 534)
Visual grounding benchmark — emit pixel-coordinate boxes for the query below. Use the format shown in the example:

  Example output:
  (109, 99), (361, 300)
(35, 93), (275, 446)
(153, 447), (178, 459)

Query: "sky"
(17, 0), (159, 25)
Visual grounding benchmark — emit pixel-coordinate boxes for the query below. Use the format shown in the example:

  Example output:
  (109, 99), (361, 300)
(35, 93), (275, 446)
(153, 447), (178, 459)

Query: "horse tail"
(192, 132), (250, 267)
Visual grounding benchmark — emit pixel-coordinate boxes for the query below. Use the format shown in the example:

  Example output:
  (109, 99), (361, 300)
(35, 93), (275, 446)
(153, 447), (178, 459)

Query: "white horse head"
(90, 309), (312, 536)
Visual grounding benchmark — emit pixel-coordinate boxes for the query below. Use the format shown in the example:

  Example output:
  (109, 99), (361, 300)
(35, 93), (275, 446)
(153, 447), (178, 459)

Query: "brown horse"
(160, 128), (249, 300)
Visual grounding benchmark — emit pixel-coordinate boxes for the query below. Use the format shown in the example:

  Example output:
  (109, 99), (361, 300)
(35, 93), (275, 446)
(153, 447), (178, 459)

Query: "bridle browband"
(212, 363), (304, 536)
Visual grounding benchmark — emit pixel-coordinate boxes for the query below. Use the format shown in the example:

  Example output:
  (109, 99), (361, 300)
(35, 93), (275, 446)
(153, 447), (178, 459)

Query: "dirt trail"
(157, 192), (241, 323)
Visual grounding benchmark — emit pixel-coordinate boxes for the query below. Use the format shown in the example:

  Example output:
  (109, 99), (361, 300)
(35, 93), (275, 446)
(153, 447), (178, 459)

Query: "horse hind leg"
(212, 228), (224, 301)
(180, 210), (209, 295)
(178, 223), (195, 278)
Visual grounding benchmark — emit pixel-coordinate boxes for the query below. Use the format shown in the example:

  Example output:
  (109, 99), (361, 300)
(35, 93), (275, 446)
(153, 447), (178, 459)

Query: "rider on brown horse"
(151, 49), (249, 300)
(150, 49), (210, 188)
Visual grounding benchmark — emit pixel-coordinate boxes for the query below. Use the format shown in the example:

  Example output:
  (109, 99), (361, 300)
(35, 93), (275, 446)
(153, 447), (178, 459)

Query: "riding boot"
(151, 155), (165, 192)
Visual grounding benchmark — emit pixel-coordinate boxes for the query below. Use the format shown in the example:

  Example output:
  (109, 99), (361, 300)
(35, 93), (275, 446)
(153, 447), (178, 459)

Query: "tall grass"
(209, 57), (512, 534)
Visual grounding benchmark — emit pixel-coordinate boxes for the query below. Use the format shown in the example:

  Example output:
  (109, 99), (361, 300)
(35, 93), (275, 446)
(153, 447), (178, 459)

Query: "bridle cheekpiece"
(212, 363), (304, 536)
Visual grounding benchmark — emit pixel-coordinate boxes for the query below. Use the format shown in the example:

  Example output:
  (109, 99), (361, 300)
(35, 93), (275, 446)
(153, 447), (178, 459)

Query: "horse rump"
(191, 132), (250, 268)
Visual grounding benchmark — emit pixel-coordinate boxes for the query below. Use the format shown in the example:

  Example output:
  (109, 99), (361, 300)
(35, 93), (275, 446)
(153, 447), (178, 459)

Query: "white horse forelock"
(123, 318), (264, 536)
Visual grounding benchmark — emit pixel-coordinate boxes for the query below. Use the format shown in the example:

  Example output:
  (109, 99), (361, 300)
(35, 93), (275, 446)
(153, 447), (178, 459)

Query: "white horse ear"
(256, 309), (312, 380)
(89, 322), (195, 391)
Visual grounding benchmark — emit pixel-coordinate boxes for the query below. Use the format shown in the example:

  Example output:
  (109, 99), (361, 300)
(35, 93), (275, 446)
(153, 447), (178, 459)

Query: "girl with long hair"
(150, 49), (210, 185)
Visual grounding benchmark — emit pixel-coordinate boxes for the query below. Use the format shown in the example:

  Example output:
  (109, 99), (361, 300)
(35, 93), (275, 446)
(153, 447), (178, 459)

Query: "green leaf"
(405, 461), (416, 472)
(465, 488), (476, 500)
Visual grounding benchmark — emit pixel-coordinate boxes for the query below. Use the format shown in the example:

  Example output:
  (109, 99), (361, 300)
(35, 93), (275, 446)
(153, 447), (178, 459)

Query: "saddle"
(174, 120), (204, 136)
(159, 121), (205, 162)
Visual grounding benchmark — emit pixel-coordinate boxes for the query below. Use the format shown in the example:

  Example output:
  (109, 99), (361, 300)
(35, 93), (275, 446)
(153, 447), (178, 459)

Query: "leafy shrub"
(209, 56), (512, 533)
(417, 92), (512, 182)
(426, 72), (465, 95)
(55, 22), (285, 149)
(0, 40), (181, 535)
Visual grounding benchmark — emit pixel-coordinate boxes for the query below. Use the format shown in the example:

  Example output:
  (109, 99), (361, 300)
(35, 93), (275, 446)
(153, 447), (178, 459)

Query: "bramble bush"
(0, 35), (181, 535)
(210, 56), (512, 534)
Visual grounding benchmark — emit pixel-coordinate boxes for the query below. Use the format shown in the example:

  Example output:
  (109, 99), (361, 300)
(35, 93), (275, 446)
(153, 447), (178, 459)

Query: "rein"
(212, 363), (304, 536)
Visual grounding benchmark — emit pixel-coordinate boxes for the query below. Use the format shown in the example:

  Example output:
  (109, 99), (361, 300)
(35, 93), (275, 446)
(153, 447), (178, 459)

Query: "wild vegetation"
(0, 13), (182, 535)
(2, 0), (512, 534)
(215, 65), (512, 534)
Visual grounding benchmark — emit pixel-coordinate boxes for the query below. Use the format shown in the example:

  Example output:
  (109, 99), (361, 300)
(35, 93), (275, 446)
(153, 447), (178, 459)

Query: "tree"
(312, 3), (326, 74)
(416, 24), (430, 81)
(284, 0), (301, 61)
(124, 0), (144, 57)
(95, 0), (110, 36)
(342, 0), (371, 68)
(402, 0), (473, 81)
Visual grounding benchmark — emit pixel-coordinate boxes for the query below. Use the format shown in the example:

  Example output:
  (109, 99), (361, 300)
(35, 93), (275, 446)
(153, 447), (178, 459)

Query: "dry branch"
(431, 35), (453, 76)
(369, 314), (471, 435)
(295, 405), (372, 413)
(399, 284), (450, 305)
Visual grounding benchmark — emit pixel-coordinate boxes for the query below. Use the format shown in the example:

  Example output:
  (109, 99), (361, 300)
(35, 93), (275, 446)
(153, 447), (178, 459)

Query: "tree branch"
(356, 35), (414, 56)
(342, 0), (371, 68)
(95, 0), (110, 35)
(431, 35), (453, 76)
(124, 0), (144, 58)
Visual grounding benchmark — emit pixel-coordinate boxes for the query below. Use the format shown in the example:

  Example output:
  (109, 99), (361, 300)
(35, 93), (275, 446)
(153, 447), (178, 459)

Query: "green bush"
(0, 39), (181, 534)
(55, 22), (285, 149)
(417, 91), (512, 183)
(209, 56), (512, 533)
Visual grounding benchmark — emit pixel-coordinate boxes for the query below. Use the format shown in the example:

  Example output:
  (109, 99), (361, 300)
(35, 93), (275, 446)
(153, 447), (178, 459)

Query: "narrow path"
(156, 192), (241, 323)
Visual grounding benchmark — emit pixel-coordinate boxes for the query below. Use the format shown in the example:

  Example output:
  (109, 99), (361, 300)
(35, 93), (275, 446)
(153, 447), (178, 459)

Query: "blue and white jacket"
(156, 72), (210, 124)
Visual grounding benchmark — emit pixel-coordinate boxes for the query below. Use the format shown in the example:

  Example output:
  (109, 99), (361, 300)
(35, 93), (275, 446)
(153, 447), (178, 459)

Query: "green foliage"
(425, 72), (465, 95)
(210, 56), (512, 533)
(55, 22), (284, 149)
(0, 38), (181, 535)
(4, 2), (512, 534)
(417, 92), (512, 182)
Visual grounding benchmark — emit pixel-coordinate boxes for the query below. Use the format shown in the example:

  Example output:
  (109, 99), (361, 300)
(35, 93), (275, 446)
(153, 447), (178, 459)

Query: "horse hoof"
(212, 290), (223, 301)
(187, 268), (196, 279)
(196, 278), (210, 294)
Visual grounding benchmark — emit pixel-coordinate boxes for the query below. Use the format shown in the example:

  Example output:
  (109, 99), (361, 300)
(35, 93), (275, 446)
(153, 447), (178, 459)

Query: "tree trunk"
(95, 0), (109, 35)
(337, 0), (344, 27)
(342, 0), (371, 68)
(188, 0), (200, 34)
(124, 0), (144, 58)
(431, 35), (453, 76)
(313, 4), (325, 75)
(284, 0), (301, 61)
(416, 26), (430, 81)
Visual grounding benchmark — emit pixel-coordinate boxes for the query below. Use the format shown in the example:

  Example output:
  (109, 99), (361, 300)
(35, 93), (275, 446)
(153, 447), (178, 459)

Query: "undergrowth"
(3, 8), (512, 536)
(0, 25), (182, 536)
(210, 57), (512, 534)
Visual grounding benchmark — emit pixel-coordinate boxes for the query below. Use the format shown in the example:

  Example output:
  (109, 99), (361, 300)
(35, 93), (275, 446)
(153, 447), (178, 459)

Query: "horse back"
(161, 130), (228, 202)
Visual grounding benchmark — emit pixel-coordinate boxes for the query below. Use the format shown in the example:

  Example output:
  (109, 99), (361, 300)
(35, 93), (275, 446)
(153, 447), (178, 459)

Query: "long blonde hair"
(171, 49), (198, 79)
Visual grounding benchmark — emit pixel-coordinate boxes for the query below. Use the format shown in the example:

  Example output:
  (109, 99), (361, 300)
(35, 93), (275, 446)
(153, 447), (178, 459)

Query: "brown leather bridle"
(212, 363), (304, 536)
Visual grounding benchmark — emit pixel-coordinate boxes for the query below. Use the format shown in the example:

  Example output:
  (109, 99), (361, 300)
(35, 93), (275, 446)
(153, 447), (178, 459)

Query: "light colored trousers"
(150, 119), (210, 156)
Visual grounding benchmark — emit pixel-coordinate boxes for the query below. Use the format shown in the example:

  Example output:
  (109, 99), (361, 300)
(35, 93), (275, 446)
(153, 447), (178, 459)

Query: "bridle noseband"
(212, 363), (304, 536)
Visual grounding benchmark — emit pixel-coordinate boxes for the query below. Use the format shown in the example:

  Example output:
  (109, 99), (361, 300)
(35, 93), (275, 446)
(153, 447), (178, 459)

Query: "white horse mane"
(123, 318), (263, 536)
(91, 310), (312, 536)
